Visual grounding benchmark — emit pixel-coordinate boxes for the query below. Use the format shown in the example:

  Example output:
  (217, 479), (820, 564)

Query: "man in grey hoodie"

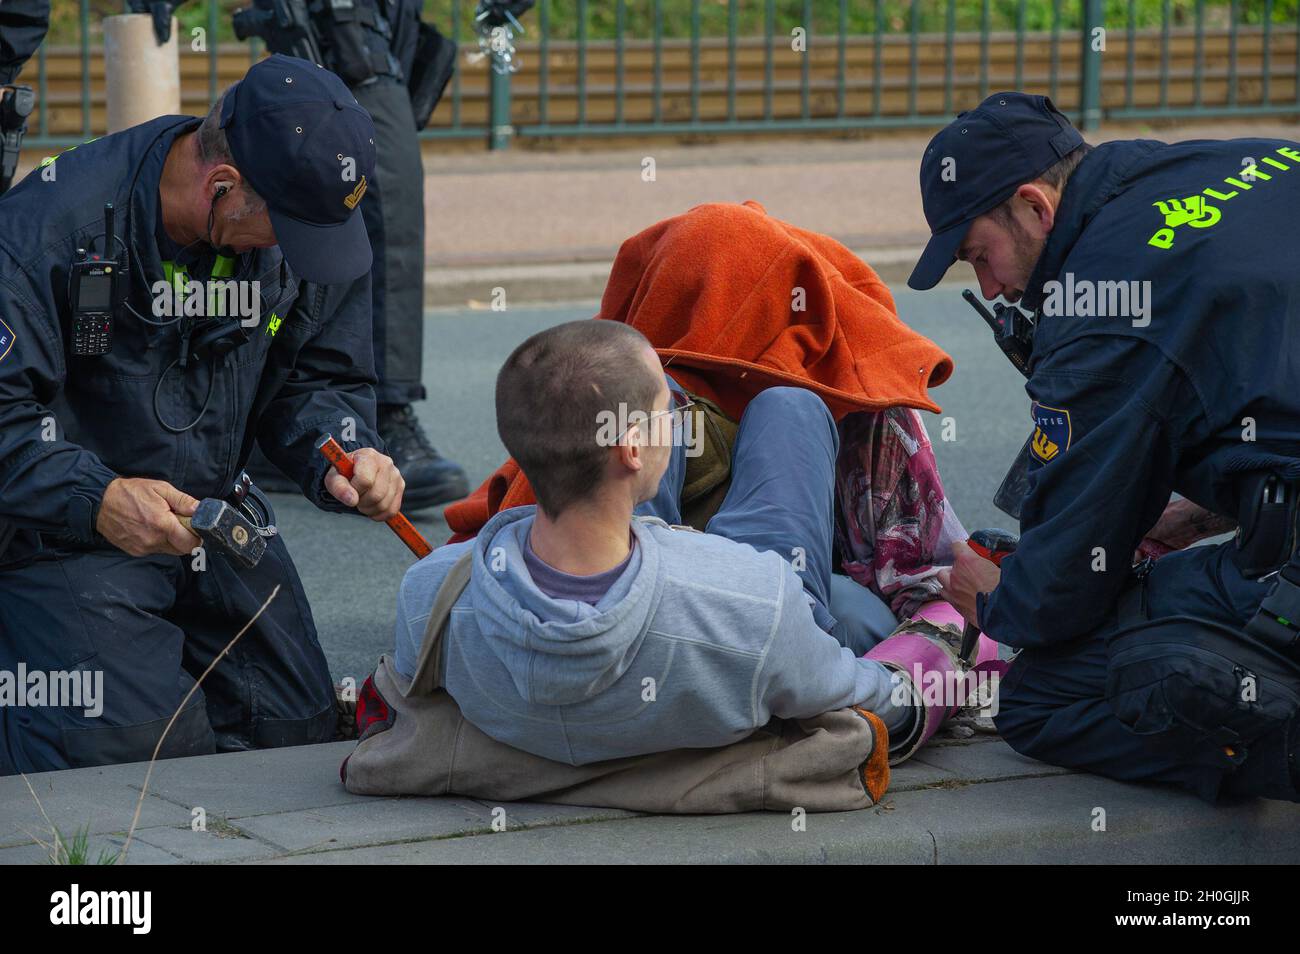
(393, 320), (917, 765)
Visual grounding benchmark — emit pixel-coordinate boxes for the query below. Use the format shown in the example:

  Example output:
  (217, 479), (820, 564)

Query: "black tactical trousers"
(352, 76), (426, 406)
(995, 542), (1295, 804)
(0, 491), (334, 775)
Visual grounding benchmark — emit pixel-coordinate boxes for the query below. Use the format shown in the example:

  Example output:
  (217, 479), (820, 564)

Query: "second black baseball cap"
(907, 93), (1084, 291)
(221, 54), (377, 284)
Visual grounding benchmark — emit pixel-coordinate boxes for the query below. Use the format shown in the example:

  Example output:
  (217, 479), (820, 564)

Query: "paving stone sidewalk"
(16, 118), (1300, 303)
(418, 119), (1300, 304)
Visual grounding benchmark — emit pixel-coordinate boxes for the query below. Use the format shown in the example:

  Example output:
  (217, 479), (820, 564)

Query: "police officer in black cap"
(917, 92), (1300, 803)
(0, 55), (405, 773)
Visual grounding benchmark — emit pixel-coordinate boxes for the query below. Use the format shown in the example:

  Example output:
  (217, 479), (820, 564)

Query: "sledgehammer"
(957, 528), (1019, 666)
(316, 434), (433, 559)
(178, 498), (266, 569)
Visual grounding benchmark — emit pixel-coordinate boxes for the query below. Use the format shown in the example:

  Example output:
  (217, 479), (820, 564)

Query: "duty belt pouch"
(1234, 471), (1298, 577)
(318, 0), (380, 86)
(407, 20), (457, 131)
(993, 436), (1034, 520)
(1106, 599), (1300, 750)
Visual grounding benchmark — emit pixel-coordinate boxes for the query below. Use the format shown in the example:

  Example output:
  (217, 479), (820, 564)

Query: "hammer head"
(188, 498), (266, 569)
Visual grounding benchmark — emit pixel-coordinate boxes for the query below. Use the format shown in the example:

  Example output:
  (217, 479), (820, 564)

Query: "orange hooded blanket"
(443, 200), (953, 538)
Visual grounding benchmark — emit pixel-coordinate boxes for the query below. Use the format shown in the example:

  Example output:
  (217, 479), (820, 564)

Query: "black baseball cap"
(907, 93), (1084, 291)
(221, 54), (377, 284)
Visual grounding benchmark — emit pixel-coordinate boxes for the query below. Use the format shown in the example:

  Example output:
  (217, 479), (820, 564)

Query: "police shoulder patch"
(1030, 401), (1072, 464)
(0, 318), (14, 364)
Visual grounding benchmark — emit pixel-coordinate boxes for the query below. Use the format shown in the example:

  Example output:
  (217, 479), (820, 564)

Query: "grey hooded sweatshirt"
(394, 506), (905, 765)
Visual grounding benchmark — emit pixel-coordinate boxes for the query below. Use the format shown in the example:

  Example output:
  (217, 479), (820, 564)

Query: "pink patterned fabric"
(834, 408), (967, 620)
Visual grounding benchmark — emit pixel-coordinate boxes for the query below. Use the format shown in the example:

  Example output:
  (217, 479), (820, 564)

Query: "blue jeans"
(636, 382), (894, 642)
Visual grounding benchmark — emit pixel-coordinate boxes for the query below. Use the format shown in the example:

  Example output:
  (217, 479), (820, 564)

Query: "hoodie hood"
(468, 506), (665, 706)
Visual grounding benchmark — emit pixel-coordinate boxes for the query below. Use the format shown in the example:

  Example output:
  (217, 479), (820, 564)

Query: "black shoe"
(378, 403), (470, 512)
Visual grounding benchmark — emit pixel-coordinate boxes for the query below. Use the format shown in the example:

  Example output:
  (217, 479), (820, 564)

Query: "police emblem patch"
(1030, 401), (1071, 463)
(0, 318), (14, 364)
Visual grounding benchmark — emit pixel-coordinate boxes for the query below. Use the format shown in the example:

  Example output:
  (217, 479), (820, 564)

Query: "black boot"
(377, 403), (470, 512)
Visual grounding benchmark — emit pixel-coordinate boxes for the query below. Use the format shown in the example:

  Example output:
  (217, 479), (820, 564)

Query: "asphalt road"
(269, 289), (1031, 683)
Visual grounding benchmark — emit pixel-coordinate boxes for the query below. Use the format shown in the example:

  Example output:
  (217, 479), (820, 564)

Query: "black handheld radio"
(961, 288), (1035, 377)
(69, 203), (124, 357)
(962, 289), (1038, 520)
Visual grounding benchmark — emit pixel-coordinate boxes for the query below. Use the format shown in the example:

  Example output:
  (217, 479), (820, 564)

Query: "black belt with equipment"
(0, 84), (35, 196)
(1240, 473), (1300, 655)
(233, 0), (398, 85)
(230, 0), (456, 126)
(1247, 551), (1300, 655)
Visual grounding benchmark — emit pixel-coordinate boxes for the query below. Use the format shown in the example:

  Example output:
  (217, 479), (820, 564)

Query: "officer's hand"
(324, 447), (404, 521)
(936, 540), (1002, 628)
(96, 477), (203, 557)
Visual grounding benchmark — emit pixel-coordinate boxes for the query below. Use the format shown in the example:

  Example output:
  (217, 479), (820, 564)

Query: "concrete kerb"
(3, 736), (1296, 865)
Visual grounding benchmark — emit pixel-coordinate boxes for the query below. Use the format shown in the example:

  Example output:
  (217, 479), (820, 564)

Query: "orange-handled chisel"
(957, 528), (1019, 666)
(316, 434), (433, 559)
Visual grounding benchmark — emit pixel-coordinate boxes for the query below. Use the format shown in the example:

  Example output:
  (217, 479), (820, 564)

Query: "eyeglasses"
(614, 385), (697, 445)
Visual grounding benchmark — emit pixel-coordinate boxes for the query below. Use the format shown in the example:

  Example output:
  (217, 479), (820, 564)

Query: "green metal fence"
(21, 0), (1300, 148)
